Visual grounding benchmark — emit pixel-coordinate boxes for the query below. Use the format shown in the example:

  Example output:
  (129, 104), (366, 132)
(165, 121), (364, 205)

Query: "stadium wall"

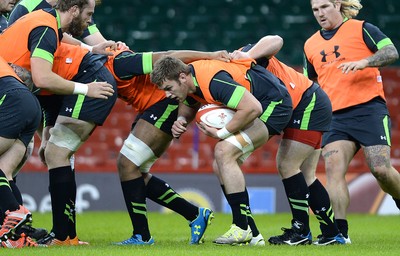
(17, 172), (399, 215)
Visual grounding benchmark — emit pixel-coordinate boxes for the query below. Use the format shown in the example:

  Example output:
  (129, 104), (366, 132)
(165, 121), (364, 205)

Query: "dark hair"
(54, 0), (91, 12)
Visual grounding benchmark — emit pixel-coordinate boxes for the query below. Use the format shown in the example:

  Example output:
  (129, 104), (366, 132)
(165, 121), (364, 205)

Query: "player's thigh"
(54, 115), (96, 141)
(132, 119), (172, 157)
(241, 118), (270, 149)
(277, 138), (315, 172)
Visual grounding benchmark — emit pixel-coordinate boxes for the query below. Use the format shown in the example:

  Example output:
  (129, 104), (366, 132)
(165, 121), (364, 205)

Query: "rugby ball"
(195, 104), (235, 129)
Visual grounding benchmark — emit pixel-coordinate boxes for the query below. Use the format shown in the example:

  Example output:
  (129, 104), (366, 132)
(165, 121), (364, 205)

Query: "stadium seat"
(75, 142), (112, 171)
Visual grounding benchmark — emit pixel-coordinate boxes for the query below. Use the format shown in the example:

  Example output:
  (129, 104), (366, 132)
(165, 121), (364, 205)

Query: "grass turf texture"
(4, 212), (399, 255)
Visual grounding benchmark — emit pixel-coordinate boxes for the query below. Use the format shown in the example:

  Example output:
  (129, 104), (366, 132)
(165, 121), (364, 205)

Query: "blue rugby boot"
(113, 234), (154, 245)
(189, 207), (214, 244)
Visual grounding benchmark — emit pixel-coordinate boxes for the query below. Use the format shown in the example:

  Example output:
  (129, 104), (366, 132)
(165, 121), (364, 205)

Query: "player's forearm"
(82, 31), (107, 46)
(178, 102), (199, 124)
(61, 33), (82, 46)
(248, 35), (283, 59)
(9, 63), (34, 90)
(165, 50), (215, 63)
(365, 45), (399, 67)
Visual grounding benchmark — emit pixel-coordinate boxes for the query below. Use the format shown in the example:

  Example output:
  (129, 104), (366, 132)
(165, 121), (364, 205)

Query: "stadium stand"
(20, 1), (400, 174)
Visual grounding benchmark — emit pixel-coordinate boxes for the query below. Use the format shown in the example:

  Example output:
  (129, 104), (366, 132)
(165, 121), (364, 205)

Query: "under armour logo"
(150, 114), (158, 121)
(293, 220), (302, 229)
(320, 46), (340, 62)
(293, 120), (300, 124)
(65, 107), (73, 112)
(193, 225), (201, 235)
(64, 204), (75, 223)
(381, 136), (387, 140)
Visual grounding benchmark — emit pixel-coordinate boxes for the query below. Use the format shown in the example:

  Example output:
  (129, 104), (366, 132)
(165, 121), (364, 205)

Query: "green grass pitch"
(4, 212), (400, 255)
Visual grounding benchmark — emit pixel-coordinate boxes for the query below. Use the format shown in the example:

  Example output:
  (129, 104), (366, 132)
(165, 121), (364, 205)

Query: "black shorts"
(36, 94), (63, 127)
(59, 65), (118, 125)
(132, 98), (179, 136)
(0, 77), (41, 146)
(248, 65), (293, 135)
(286, 83), (332, 131)
(322, 97), (391, 147)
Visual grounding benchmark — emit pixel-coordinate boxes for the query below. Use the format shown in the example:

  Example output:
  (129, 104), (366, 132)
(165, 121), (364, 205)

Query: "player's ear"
(70, 5), (80, 18)
(179, 72), (186, 81)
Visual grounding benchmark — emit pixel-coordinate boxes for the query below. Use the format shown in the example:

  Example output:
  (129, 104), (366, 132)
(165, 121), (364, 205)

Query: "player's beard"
(67, 15), (88, 38)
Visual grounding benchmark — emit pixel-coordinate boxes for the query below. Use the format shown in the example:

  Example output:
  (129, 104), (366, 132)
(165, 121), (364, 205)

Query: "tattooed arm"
(9, 63), (35, 91)
(365, 45), (399, 67)
(337, 45), (399, 74)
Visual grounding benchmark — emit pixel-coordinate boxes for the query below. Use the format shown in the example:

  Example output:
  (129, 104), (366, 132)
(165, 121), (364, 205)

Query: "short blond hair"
(150, 56), (191, 87)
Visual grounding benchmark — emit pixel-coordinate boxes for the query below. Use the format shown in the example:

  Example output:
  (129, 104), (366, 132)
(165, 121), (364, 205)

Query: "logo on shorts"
(150, 114), (158, 121)
(65, 107), (73, 112)
(293, 119), (300, 124)
(381, 135), (387, 141)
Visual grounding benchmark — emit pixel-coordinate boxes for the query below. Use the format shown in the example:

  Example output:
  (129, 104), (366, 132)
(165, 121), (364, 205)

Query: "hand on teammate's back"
(87, 81), (114, 99)
(116, 41), (130, 51)
(230, 50), (250, 60)
(209, 50), (232, 62)
(91, 40), (117, 56)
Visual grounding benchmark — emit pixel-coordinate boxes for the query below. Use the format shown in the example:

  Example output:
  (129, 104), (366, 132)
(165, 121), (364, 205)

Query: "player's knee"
(276, 160), (292, 175)
(117, 153), (133, 173)
(215, 131), (254, 164)
(370, 165), (392, 183)
(119, 134), (156, 174)
(48, 123), (83, 152)
(212, 160), (219, 175)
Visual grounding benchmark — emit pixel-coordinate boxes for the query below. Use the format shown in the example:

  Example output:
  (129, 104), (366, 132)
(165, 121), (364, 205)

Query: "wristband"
(81, 42), (93, 52)
(177, 116), (186, 122)
(216, 127), (232, 139)
(73, 82), (88, 95)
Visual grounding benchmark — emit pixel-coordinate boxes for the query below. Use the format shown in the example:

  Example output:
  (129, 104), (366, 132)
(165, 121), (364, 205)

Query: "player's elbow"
(249, 103), (263, 120)
(382, 45), (399, 64)
(270, 35), (283, 47)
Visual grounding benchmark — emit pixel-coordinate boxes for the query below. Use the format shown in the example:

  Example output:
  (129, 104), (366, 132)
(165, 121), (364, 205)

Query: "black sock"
(244, 188), (259, 236)
(49, 166), (75, 241)
(69, 170), (77, 239)
(0, 170), (20, 217)
(282, 172), (310, 234)
(146, 176), (198, 221)
(308, 179), (339, 237)
(121, 177), (150, 241)
(226, 191), (248, 230)
(9, 179), (23, 205)
(221, 185), (259, 236)
(336, 219), (349, 238)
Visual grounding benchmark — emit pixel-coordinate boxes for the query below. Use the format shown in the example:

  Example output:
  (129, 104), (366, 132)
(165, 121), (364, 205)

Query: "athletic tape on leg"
(225, 131), (254, 163)
(120, 133), (157, 173)
(48, 123), (83, 151)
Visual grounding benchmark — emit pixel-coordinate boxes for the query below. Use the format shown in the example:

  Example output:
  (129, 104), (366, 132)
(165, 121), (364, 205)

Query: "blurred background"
(19, 0), (400, 214)
(94, 0), (400, 66)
